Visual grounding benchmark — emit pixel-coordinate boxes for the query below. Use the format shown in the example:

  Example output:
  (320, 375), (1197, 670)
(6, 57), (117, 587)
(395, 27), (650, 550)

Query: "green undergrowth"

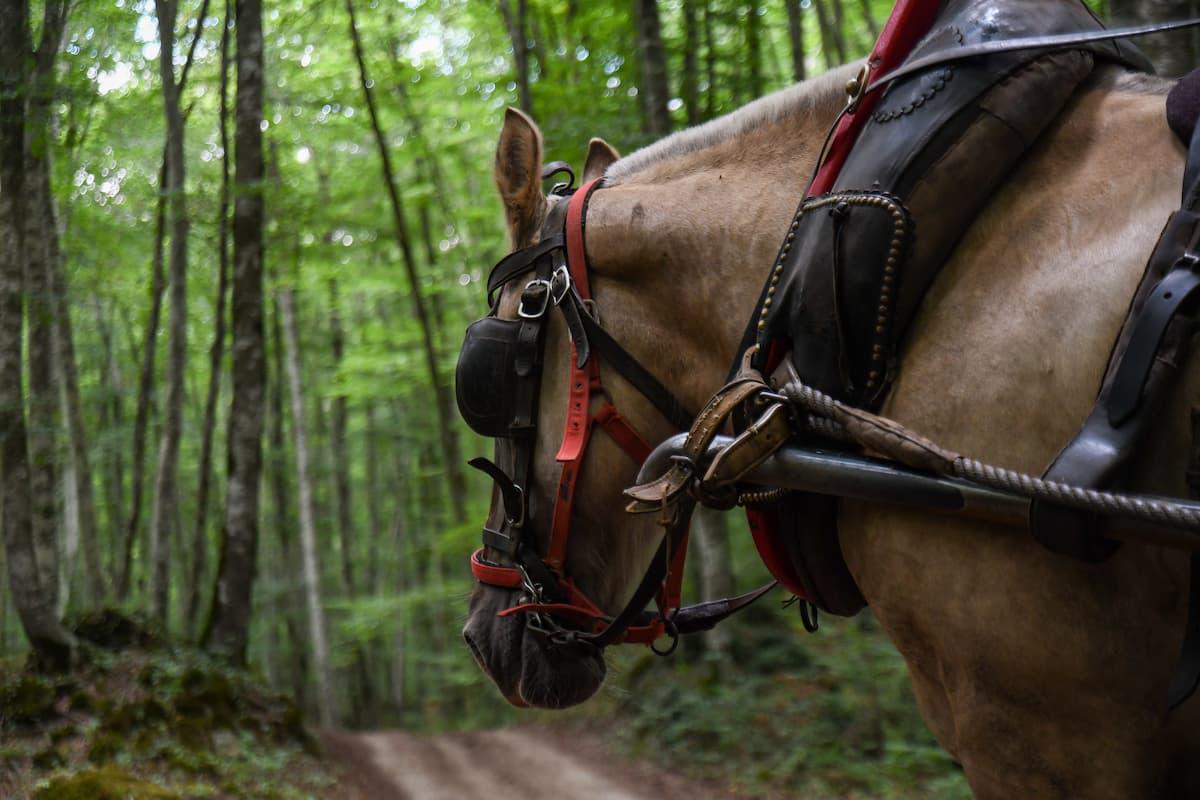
(606, 601), (972, 799)
(0, 610), (339, 799)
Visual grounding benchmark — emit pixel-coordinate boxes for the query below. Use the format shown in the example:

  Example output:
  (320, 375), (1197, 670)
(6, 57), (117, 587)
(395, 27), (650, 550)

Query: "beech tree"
(205, 0), (267, 664)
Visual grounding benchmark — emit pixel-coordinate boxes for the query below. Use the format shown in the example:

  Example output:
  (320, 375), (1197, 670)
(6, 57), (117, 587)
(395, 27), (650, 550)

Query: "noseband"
(457, 174), (770, 651)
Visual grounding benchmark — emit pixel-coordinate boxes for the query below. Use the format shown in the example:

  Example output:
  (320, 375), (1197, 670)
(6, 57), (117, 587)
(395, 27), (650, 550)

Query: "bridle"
(457, 169), (772, 652)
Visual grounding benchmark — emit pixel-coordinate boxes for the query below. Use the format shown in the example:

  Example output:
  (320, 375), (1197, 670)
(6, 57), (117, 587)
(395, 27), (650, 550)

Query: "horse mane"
(604, 62), (861, 184)
(604, 61), (1172, 185)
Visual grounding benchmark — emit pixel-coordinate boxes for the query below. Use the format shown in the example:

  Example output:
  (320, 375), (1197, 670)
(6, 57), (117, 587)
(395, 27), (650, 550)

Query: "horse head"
(459, 87), (842, 707)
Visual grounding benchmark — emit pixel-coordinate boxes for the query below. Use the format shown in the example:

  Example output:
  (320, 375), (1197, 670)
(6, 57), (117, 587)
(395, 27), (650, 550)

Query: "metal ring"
(650, 619), (680, 656)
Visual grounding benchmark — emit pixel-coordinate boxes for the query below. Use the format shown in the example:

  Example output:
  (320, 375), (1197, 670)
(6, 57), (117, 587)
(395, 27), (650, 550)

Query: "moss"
(33, 766), (179, 799)
(0, 674), (58, 728)
(173, 667), (238, 730)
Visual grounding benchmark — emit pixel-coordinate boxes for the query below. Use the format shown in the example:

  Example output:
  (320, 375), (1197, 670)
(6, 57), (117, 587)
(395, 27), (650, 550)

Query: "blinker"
(455, 316), (531, 438)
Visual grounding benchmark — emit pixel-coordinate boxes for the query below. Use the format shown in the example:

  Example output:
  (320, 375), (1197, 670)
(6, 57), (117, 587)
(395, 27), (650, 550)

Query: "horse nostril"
(463, 628), (487, 670)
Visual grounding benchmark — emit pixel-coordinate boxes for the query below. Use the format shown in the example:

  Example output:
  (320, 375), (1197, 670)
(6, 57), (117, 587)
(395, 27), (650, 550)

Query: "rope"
(777, 378), (1200, 532)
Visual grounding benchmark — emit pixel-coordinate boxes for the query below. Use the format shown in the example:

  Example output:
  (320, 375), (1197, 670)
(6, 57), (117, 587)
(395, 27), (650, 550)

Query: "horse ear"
(582, 138), (620, 183)
(494, 107), (546, 247)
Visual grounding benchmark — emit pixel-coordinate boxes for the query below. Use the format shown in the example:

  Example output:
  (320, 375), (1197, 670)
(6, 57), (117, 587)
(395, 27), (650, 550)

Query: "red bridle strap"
(469, 178), (685, 648)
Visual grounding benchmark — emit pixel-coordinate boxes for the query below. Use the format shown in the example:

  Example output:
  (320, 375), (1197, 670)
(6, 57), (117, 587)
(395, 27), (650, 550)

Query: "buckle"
(518, 279), (552, 319)
(505, 483), (526, 527)
(550, 264), (572, 305)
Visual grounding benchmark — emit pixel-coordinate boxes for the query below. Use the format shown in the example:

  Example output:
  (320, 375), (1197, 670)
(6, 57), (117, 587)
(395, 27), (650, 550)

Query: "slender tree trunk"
(831, 0), (848, 61)
(682, 0), (701, 126)
(205, 0), (266, 664)
(269, 291), (307, 708)
(813, 0), (843, 68)
(857, 0), (878, 39)
(186, 0), (233, 642)
(785, 0), (806, 82)
(328, 280), (355, 594)
(1109, 0), (1198, 77)
(118, 162), (165, 602)
(498, 0), (533, 114)
(149, 0), (189, 627)
(25, 153), (61, 615)
(745, 3), (764, 99)
(364, 400), (382, 594)
(346, 0), (467, 519)
(95, 301), (126, 563)
(632, 0), (672, 137)
(279, 289), (335, 726)
(0, 0), (74, 669)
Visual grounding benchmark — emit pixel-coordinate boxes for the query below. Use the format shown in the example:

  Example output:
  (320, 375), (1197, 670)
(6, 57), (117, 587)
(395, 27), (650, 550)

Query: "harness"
(457, 175), (771, 651)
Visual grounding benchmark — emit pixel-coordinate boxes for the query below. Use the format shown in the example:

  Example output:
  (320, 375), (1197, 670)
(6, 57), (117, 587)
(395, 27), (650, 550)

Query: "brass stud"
(869, 370), (879, 380)
(875, 325), (885, 334)
(757, 320), (766, 330)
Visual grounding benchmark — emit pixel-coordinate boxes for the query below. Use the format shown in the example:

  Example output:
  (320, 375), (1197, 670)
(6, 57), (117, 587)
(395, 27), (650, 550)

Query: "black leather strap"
(1108, 263), (1200, 426)
(582, 314), (695, 432)
(486, 233), (566, 305)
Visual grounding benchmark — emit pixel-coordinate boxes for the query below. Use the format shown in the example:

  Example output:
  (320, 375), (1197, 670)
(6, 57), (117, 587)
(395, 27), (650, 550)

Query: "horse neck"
(584, 82), (847, 411)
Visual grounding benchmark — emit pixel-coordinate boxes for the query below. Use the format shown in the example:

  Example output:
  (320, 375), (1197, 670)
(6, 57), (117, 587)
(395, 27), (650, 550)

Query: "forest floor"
(321, 723), (743, 800)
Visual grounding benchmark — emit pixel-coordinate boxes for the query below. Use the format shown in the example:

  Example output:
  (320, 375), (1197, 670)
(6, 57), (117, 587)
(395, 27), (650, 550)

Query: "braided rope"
(778, 379), (1200, 532)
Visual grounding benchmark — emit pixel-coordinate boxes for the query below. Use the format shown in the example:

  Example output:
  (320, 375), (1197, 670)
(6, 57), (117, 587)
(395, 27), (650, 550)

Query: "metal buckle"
(518, 279), (552, 319)
(505, 484), (526, 527)
(550, 264), (572, 305)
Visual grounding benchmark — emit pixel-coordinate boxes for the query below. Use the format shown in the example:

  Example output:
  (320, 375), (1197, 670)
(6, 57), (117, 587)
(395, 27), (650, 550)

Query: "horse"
(461, 59), (1200, 797)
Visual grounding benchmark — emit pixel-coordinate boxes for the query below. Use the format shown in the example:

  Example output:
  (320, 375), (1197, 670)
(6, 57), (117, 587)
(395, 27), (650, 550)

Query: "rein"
(459, 177), (771, 651)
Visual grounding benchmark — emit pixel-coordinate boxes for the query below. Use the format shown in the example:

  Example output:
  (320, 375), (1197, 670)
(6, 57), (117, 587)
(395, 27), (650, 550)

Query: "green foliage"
(611, 606), (971, 798)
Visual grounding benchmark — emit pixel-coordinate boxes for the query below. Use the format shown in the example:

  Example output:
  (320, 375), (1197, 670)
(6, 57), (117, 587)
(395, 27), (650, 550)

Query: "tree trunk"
(813, 0), (844, 68)
(204, 0), (266, 665)
(149, 0), (189, 627)
(346, 0), (467, 520)
(269, 292), (307, 709)
(94, 300), (126, 566)
(831, 0), (848, 62)
(498, 0), (533, 114)
(682, 0), (702, 126)
(1109, 0), (1198, 77)
(633, 0), (672, 137)
(328, 280), (355, 594)
(0, 0), (74, 669)
(785, 0), (806, 82)
(364, 400), (382, 594)
(186, 0), (233, 642)
(118, 156), (167, 602)
(857, 0), (879, 40)
(279, 288), (335, 726)
(745, 3), (764, 99)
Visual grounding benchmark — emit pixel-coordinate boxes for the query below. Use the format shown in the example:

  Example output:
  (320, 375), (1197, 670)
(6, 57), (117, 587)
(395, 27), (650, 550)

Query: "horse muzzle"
(462, 585), (607, 709)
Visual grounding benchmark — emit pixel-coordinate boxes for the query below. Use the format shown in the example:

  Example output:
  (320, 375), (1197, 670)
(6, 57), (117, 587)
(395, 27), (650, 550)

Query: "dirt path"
(321, 725), (739, 799)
